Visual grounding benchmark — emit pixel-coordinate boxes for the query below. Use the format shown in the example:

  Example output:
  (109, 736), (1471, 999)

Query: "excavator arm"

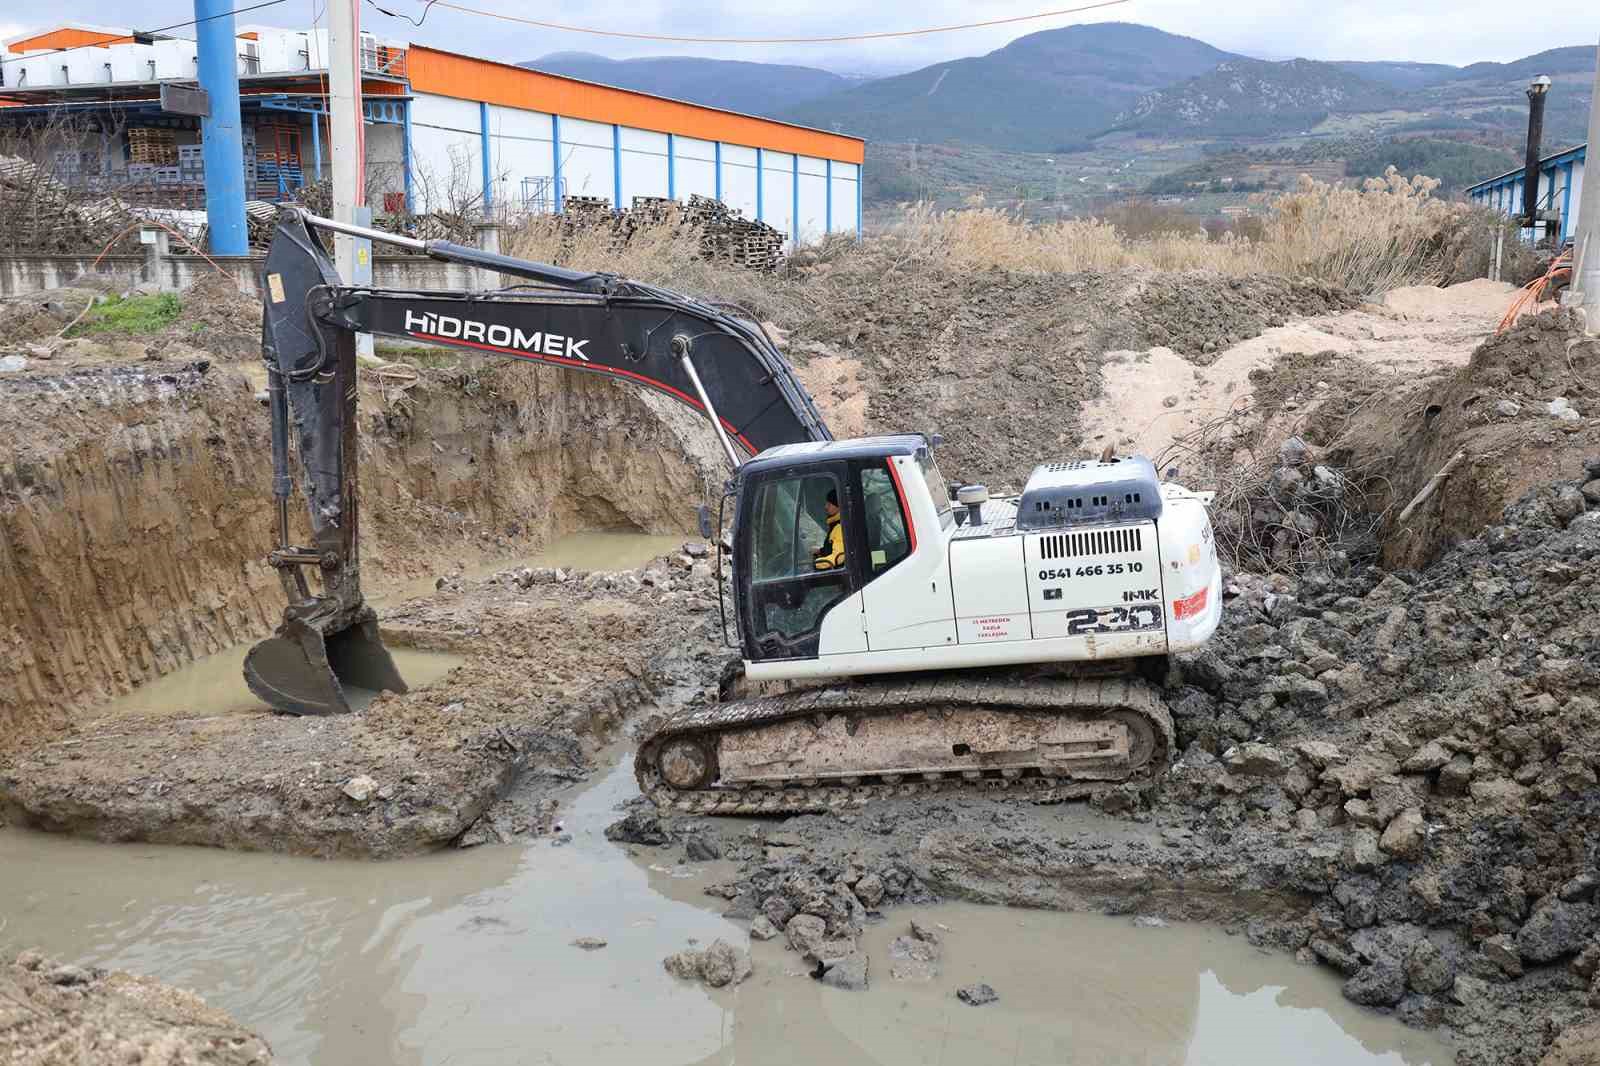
(246, 208), (831, 715)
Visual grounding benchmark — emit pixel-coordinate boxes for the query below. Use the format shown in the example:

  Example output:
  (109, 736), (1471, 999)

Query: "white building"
(0, 24), (865, 247)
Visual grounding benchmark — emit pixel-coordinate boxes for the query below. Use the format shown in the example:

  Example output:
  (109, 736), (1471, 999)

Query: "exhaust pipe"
(1521, 75), (1551, 230)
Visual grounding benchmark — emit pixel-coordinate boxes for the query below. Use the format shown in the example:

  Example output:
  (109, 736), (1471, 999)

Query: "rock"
(785, 913), (827, 957)
(749, 916), (779, 941)
(0, 355), (28, 373)
(1572, 942), (1600, 980)
(14, 950), (44, 971)
(1311, 938), (1362, 976)
(1548, 397), (1581, 422)
(1582, 480), (1600, 506)
(1345, 828), (1384, 872)
(1294, 808), (1319, 831)
(683, 541), (710, 558)
(684, 833), (721, 861)
(1469, 777), (1530, 807)
(1552, 485), (1588, 523)
(1323, 752), (1401, 797)
(1405, 940), (1454, 995)
(853, 873), (885, 908)
(663, 950), (702, 981)
(1343, 958), (1405, 1007)
(700, 939), (753, 988)
(722, 891), (760, 921)
(571, 937), (607, 951)
(1496, 399), (1522, 418)
(818, 951), (869, 991)
(888, 934), (941, 964)
(1437, 754), (1474, 796)
(1401, 739), (1452, 773)
(1343, 798), (1381, 828)
(1518, 898), (1595, 964)
(1279, 436), (1311, 467)
(761, 895), (796, 930)
(1335, 880), (1377, 929)
(910, 919), (941, 945)
(1223, 742), (1292, 778)
(1295, 741), (1346, 769)
(1559, 874), (1598, 903)
(1379, 808), (1426, 861)
(957, 982), (999, 1006)
(341, 775), (378, 802)
(605, 809), (672, 846)
(1132, 915), (1168, 929)
(47, 964), (94, 987)
(1484, 934), (1524, 977)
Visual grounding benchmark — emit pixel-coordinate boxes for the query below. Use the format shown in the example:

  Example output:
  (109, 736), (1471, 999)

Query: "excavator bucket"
(243, 612), (407, 716)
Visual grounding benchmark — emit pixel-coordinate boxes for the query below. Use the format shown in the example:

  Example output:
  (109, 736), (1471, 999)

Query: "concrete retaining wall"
(1, 254), (483, 298)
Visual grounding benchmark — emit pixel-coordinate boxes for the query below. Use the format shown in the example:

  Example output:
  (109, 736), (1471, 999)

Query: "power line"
(423, 0), (1130, 45)
(364, 0), (440, 28)
(0, 0), (291, 70)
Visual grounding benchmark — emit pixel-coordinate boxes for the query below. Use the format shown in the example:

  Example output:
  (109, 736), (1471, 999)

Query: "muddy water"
(93, 644), (465, 719)
(0, 756), (1454, 1066)
(385, 530), (690, 605)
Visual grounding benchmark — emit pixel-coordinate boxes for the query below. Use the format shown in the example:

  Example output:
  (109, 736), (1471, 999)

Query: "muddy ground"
(3, 252), (1598, 1063)
(1, 949), (275, 1065)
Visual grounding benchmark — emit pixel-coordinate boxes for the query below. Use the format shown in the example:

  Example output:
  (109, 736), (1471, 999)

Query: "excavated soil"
(1324, 308), (1600, 569)
(783, 261), (1359, 488)
(1, 950), (275, 1065)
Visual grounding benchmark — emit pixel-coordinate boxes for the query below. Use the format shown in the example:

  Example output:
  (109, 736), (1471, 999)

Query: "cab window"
(744, 471), (853, 660)
(859, 464), (911, 575)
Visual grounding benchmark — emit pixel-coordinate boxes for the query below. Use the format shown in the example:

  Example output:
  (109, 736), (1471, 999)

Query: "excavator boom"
(247, 208), (830, 715)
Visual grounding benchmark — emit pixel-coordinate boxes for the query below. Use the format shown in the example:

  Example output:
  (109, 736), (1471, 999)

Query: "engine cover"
(1016, 456), (1163, 531)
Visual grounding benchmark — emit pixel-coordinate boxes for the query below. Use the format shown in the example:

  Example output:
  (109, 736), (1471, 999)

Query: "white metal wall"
(406, 88), (861, 243)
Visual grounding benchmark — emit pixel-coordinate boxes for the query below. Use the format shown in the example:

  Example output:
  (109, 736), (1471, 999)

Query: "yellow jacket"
(814, 513), (845, 570)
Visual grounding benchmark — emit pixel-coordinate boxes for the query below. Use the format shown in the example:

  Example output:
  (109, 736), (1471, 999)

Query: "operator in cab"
(813, 489), (845, 571)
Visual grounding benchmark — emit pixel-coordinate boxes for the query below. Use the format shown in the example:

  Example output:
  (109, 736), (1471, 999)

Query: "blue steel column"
(194, 0), (247, 254)
(480, 102), (492, 210)
(825, 158), (832, 233)
(791, 153), (799, 246)
(756, 147), (764, 222)
(402, 100), (413, 212)
(551, 114), (563, 213)
(612, 123), (622, 212)
(714, 142), (722, 200)
(1563, 161), (1574, 240)
(667, 132), (675, 199)
(311, 111), (323, 180)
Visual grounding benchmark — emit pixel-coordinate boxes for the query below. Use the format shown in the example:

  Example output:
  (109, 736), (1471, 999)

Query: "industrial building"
(0, 24), (865, 247)
(1465, 143), (1586, 245)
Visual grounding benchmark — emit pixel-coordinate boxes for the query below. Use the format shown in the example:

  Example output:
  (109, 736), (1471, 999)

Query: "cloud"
(3, 3), (1594, 74)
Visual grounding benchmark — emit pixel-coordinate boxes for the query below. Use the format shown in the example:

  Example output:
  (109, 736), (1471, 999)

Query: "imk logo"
(404, 309), (590, 361)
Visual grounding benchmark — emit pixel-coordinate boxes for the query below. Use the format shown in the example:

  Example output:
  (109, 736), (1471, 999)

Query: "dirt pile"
(1324, 308), (1600, 569)
(781, 255), (1360, 486)
(0, 949), (274, 1065)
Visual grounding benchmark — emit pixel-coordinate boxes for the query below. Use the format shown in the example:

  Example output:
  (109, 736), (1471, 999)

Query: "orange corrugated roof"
(406, 45), (863, 164)
(8, 27), (132, 51)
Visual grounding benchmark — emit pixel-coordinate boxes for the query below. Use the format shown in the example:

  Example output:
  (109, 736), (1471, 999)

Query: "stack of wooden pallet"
(0, 154), (127, 253)
(680, 194), (785, 271)
(127, 128), (178, 166)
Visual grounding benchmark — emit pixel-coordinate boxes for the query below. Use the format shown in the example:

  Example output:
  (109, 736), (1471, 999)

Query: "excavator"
(246, 208), (1223, 814)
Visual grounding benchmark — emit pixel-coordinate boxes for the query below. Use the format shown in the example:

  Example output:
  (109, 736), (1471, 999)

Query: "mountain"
(518, 53), (853, 118)
(775, 23), (1241, 152)
(1113, 58), (1393, 136)
(1329, 60), (1458, 91)
(1445, 45), (1597, 83)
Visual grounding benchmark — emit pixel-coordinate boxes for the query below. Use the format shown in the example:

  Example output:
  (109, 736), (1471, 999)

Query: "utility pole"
(194, 0), (247, 255)
(325, 0), (373, 352)
(1573, 35), (1600, 326)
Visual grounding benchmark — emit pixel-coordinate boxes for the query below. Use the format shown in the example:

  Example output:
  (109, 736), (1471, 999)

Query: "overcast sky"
(3, 2), (1596, 76)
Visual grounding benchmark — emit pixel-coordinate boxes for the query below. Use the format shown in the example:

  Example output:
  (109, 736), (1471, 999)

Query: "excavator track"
(635, 676), (1173, 815)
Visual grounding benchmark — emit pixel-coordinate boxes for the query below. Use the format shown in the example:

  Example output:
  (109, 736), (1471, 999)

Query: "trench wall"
(0, 358), (715, 754)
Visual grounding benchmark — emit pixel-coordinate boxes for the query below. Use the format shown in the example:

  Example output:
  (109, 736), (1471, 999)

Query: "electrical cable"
(0, 0), (291, 70)
(363, 0), (440, 28)
(420, 0), (1129, 44)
